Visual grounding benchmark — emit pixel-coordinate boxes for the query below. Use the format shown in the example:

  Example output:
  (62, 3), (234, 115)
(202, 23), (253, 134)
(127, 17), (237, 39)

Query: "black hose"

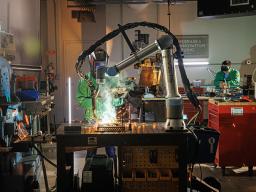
(75, 21), (200, 109)
(33, 144), (57, 168)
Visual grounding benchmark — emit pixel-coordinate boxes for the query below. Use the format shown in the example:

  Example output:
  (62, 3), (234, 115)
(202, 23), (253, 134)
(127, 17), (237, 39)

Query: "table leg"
(57, 139), (66, 192)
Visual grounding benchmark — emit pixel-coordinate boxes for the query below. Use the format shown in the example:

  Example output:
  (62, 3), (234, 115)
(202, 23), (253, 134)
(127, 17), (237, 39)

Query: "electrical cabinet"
(208, 99), (256, 167)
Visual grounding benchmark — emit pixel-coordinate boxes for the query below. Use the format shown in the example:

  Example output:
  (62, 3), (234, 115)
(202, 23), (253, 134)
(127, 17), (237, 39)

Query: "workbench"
(208, 99), (256, 175)
(56, 123), (193, 192)
(22, 95), (54, 134)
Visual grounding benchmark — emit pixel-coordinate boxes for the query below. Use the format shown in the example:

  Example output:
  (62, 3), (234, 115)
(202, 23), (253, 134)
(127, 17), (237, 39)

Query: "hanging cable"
(33, 144), (57, 168)
(167, 0), (176, 31)
(168, 0), (171, 31)
(52, 0), (58, 79)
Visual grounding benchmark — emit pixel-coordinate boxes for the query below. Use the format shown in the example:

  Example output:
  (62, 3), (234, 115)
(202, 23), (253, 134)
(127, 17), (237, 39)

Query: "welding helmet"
(221, 65), (230, 72)
(221, 60), (231, 72)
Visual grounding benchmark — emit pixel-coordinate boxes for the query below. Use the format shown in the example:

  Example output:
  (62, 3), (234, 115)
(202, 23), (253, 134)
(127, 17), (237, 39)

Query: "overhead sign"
(176, 35), (209, 59)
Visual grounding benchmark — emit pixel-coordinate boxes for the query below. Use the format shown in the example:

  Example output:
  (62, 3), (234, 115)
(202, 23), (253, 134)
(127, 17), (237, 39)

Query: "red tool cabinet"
(208, 99), (256, 168)
(178, 87), (207, 123)
(183, 99), (208, 123)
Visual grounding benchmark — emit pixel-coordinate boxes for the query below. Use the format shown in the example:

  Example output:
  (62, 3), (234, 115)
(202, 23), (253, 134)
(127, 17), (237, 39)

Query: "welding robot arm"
(96, 35), (184, 130)
(98, 35), (172, 77)
(76, 22), (201, 128)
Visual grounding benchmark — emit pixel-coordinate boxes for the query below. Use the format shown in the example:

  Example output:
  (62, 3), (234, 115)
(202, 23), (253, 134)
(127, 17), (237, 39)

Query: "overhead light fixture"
(67, 0), (95, 9)
(68, 0), (96, 22)
(68, 77), (72, 124)
(71, 10), (96, 22)
(174, 59), (209, 65)
(127, 4), (149, 11)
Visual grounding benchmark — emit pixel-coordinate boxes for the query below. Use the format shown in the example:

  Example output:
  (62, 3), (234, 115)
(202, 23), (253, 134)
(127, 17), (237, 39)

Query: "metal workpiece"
(21, 96), (54, 116)
(21, 96), (54, 134)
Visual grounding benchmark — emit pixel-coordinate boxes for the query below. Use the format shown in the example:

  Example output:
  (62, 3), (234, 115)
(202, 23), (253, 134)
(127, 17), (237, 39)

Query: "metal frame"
(56, 124), (192, 192)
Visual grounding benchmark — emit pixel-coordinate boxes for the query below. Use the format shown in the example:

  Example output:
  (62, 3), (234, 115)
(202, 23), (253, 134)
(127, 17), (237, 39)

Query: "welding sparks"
(98, 84), (117, 124)
(95, 75), (133, 125)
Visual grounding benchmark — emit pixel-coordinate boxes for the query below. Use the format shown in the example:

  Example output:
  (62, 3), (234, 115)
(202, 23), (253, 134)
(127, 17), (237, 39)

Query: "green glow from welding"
(97, 75), (135, 123)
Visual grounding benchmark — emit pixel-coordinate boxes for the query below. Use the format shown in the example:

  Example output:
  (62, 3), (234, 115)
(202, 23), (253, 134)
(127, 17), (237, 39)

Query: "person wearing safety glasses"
(214, 60), (240, 89)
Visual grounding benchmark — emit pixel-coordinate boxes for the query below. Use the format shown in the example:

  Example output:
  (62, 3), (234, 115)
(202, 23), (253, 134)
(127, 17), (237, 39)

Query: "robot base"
(164, 119), (186, 131)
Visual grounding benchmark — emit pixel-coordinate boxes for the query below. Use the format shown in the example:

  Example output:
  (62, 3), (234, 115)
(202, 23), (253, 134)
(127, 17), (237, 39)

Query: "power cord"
(32, 144), (57, 168)
(33, 144), (57, 192)
(199, 163), (203, 180)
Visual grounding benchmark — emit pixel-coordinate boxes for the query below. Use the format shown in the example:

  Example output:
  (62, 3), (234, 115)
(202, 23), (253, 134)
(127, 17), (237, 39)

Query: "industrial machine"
(0, 30), (38, 192)
(76, 22), (201, 130)
(102, 35), (184, 130)
(70, 21), (220, 192)
(136, 57), (162, 88)
(0, 30), (15, 103)
(0, 30), (15, 61)
(0, 57), (12, 103)
(0, 30), (55, 192)
(0, 93), (54, 192)
(0, 30), (19, 146)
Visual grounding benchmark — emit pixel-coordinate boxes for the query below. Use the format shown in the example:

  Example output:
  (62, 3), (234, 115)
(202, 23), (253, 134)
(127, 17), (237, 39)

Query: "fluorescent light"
(174, 60), (209, 65)
(68, 77), (72, 124)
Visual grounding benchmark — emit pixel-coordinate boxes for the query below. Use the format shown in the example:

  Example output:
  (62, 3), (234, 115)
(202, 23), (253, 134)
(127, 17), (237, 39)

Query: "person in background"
(76, 48), (123, 158)
(214, 60), (240, 89)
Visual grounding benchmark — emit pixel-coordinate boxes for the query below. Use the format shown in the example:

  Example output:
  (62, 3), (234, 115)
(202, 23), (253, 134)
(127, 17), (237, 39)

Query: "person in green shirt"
(76, 73), (125, 122)
(76, 48), (123, 158)
(214, 60), (240, 89)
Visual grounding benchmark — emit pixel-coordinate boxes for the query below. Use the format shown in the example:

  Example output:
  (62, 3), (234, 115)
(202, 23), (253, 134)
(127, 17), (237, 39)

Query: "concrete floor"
(193, 164), (256, 192)
(39, 144), (256, 192)
(39, 144), (57, 192)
